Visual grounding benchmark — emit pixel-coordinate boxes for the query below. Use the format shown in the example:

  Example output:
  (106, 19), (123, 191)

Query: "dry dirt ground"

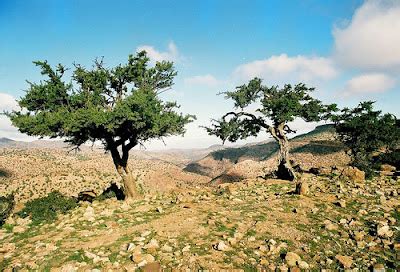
(0, 172), (399, 271)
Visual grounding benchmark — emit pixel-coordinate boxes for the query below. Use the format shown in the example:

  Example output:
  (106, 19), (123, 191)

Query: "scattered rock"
(83, 206), (95, 221)
(324, 220), (338, 231)
(143, 262), (161, 272)
(295, 181), (309, 195)
(285, 252), (301, 267)
(144, 239), (159, 250)
(60, 264), (77, 272)
(156, 206), (164, 213)
(340, 166), (365, 183)
(373, 263), (386, 272)
(12, 225), (26, 233)
(377, 225), (393, 238)
(131, 254), (155, 265)
(78, 190), (97, 202)
(380, 164), (396, 172)
(298, 260), (309, 269)
(335, 255), (353, 269)
(334, 200), (346, 208)
(353, 231), (365, 241)
(215, 241), (229, 251)
(161, 244), (173, 252)
(127, 243), (135, 252)
(141, 230), (151, 237)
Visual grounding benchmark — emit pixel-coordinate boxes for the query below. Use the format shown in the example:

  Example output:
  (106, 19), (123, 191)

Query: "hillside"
(0, 126), (399, 270)
(0, 149), (209, 206)
(0, 125), (349, 205)
(184, 125), (349, 183)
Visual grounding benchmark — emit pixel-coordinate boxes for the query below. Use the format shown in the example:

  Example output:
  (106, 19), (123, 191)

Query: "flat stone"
(215, 241), (229, 251)
(285, 252), (301, 267)
(377, 225), (393, 238)
(373, 263), (386, 272)
(143, 262), (161, 272)
(335, 255), (353, 269)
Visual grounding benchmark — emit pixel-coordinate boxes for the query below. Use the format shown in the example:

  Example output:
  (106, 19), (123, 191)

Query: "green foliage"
(334, 101), (400, 176)
(375, 149), (400, 169)
(17, 191), (78, 224)
(7, 52), (194, 153)
(0, 194), (14, 226)
(206, 78), (336, 143)
(67, 249), (92, 263)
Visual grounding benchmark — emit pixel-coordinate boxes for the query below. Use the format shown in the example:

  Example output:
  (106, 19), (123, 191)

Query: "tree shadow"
(0, 168), (11, 178)
(183, 163), (214, 177)
(102, 183), (125, 200)
(210, 173), (246, 185)
(292, 140), (345, 155)
(210, 141), (279, 163)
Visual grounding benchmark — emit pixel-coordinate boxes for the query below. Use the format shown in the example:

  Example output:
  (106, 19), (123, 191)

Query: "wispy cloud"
(136, 41), (180, 63)
(342, 73), (396, 96)
(184, 74), (221, 87)
(234, 54), (338, 84)
(0, 92), (18, 112)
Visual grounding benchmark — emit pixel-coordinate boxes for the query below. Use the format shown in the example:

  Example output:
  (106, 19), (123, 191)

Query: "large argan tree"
(7, 52), (195, 199)
(206, 78), (336, 181)
(334, 101), (400, 176)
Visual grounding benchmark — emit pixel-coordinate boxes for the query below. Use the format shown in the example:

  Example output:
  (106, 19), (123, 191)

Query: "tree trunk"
(116, 165), (141, 199)
(270, 124), (297, 181)
(108, 143), (141, 200)
(276, 137), (296, 181)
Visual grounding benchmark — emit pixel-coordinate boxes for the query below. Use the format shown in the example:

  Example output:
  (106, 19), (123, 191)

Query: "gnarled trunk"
(270, 124), (296, 181)
(115, 164), (140, 199)
(109, 142), (141, 200)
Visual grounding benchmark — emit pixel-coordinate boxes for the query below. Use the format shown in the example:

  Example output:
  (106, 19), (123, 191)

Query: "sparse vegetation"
(334, 101), (400, 177)
(0, 194), (14, 226)
(17, 191), (78, 224)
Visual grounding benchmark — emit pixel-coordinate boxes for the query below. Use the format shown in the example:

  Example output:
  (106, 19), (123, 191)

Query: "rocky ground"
(1, 171), (399, 271)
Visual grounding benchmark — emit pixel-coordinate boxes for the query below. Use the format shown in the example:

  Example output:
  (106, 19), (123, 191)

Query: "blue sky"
(1, 0), (399, 149)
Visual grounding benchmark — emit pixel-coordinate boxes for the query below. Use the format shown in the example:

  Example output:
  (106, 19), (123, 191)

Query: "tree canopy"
(7, 52), (195, 198)
(334, 101), (400, 176)
(206, 78), (337, 180)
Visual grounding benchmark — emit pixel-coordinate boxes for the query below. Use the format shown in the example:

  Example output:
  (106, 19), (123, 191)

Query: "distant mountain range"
(0, 137), (70, 149)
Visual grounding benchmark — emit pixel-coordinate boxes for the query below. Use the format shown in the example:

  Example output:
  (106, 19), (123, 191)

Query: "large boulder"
(339, 166), (365, 183)
(381, 164), (396, 172)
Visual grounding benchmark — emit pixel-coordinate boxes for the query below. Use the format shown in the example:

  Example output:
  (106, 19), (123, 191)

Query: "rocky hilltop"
(0, 125), (399, 270)
(0, 173), (399, 270)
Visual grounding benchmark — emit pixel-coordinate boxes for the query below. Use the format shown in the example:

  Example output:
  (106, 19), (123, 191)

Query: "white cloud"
(234, 54), (338, 83)
(184, 74), (220, 87)
(333, 0), (400, 70)
(136, 41), (179, 63)
(0, 92), (31, 141)
(342, 73), (396, 96)
(0, 92), (18, 112)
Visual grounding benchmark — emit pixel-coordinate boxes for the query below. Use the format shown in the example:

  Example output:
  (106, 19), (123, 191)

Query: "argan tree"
(7, 52), (195, 199)
(334, 101), (400, 176)
(206, 78), (336, 181)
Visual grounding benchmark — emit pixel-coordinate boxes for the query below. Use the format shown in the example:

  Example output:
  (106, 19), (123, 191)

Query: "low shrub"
(0, 194), (14, 226)
(375, 149), (400, 170)
(17, 191), (78, 225)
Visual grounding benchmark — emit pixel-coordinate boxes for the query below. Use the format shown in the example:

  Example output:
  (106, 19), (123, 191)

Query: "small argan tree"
(334, 101), (400, 176)
(206, 78), (336, 181)
(7, 52), (195, 199)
